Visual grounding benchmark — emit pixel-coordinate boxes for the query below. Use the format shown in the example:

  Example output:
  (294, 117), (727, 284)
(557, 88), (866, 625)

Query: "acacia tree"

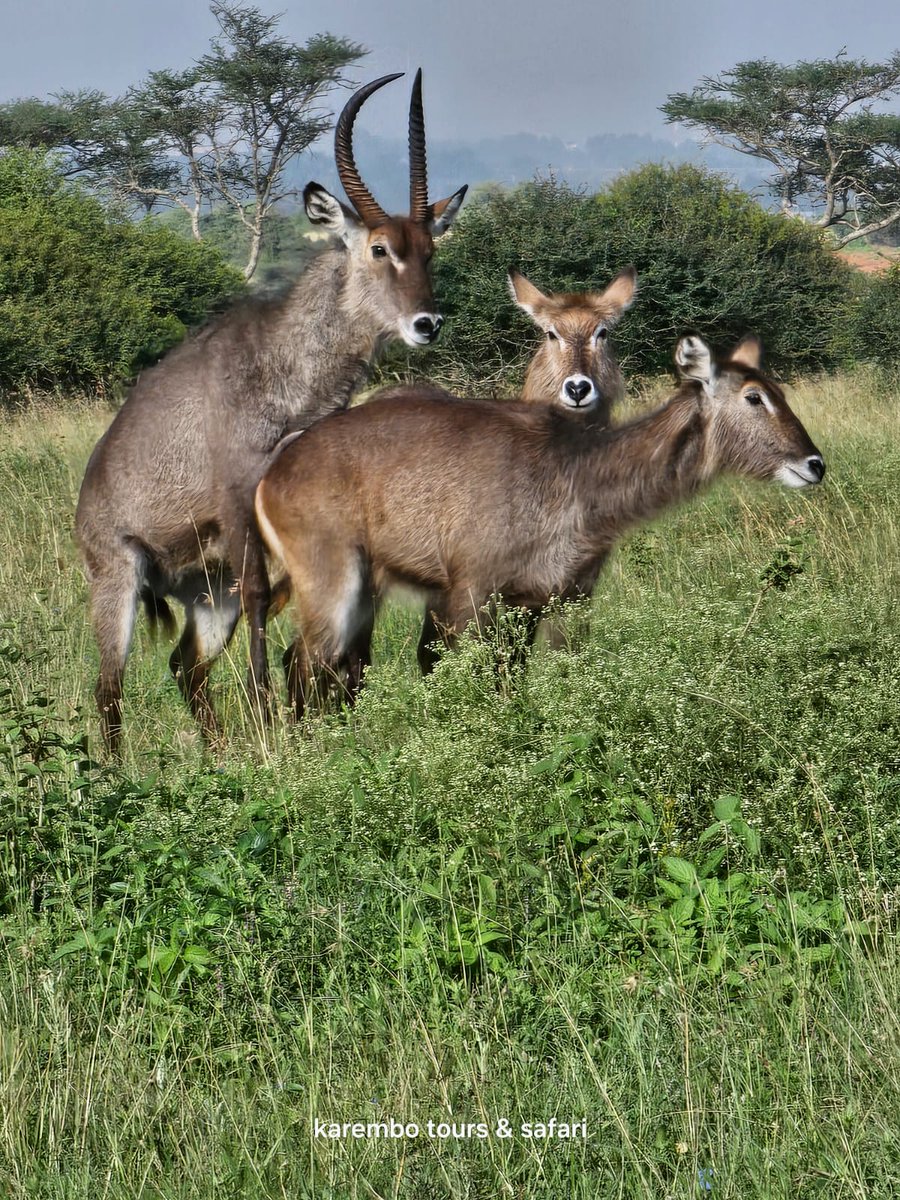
(0, 1), (363, 278)
(0, 90), (120, 176)
(196, 2), (363, 278)
(662, 53), (900, 248)
(109, 69), (218, 234)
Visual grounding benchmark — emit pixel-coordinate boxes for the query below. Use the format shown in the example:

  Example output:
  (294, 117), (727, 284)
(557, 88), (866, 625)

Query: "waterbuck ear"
(507, 269), (550, 321)
(675, 335), (713, 384)
(593, 266), (637, 322)
(729, 334), (763, 371)
(430, 185), (468, 236)
(304, 182), (360, 238)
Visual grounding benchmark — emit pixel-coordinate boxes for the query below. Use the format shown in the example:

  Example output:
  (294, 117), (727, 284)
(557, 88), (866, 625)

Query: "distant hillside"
(284, 129), (770, 210)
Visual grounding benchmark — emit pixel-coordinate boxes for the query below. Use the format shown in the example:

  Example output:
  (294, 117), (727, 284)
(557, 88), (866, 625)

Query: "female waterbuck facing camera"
(511, 266), (637, 421)
(75, 71), (467, 751)
(412, 265), (636, 666)
(255, 335), (824, 715)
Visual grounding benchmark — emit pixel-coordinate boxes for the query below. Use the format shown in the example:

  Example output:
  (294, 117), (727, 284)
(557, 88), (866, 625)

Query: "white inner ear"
(507, 274), (543, 319)
(510, 290), (537, 317)
(675, 337), (712, 384)
(305, 189), (343, 229)
(430, 186), (467, 237)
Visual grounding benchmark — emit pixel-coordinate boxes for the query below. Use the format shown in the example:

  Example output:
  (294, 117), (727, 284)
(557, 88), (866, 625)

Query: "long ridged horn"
(335, 73), (402, 227)
(408, 68), (430, 222)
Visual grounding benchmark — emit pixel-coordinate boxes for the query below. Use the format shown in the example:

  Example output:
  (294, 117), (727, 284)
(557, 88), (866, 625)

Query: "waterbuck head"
(304, 71), (467, 348)
(674, 334), (825, 487)
(509, 267), (637, 421)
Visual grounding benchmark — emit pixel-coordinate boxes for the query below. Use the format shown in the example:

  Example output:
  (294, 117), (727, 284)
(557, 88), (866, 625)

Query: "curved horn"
(335, 73), (402, 227)
(408, 68), (430, 222)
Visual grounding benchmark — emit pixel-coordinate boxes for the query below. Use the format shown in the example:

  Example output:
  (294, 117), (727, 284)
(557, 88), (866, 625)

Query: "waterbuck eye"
(595, 326), (608, 341)
(371, 244), (387, 258)
(745, 389), (764, 406)
(547, 330), (558, 341)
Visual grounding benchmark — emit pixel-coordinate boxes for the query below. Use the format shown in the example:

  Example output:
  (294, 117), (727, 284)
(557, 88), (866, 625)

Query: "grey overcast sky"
(0, 0), (898, 144)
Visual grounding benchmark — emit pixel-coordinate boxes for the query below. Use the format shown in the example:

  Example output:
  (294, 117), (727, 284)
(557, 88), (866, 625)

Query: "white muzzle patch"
(776, 459), (825, 488)
(560, 374), (599, 410)
(400, 313), (443, 347)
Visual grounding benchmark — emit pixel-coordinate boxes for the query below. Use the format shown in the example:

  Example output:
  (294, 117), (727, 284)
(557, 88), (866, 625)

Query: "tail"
(141, 591), (177, 640)
(268, 574), (292, 618)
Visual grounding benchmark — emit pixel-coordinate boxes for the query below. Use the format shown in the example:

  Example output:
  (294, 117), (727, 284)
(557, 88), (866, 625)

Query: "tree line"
(3, 14), (900, 395)
(0, 1), (363, 279)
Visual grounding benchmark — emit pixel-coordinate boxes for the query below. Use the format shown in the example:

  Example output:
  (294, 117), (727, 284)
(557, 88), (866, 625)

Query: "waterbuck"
(254, 334), (824, 715)
(75, 71), (467, 751)
(412, 264), (637, 665)
(511, 266), (636, 420)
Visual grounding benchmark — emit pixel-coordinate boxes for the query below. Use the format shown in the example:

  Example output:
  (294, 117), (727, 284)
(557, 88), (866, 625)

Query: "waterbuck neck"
(268, 248), (384, 416)
(572, 386), (712, 532)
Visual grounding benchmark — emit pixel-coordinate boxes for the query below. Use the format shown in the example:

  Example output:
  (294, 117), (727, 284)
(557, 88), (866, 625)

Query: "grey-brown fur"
(410, 267), (638, 665)
(75, 72), (466, 750)
(255, 335), (824, 715)
(502, 265), (637, 651)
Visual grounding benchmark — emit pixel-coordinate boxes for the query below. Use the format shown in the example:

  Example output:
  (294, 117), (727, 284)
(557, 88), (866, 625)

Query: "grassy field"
(2, 369), (900, 1198)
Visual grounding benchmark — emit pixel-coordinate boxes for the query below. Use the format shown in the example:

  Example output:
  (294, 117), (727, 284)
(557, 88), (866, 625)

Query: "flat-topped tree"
(662, 52), (900, 248)
(0, 2), (366, 278)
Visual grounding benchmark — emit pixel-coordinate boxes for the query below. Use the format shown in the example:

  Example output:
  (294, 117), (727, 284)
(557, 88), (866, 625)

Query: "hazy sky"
(0, 0), (898, 144)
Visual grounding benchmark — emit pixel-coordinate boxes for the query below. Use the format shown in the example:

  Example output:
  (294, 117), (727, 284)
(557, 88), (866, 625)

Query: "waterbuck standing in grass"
(412, 264), (637, 665)
(75, 71), (467, 751)
(255, 334), (824, 715)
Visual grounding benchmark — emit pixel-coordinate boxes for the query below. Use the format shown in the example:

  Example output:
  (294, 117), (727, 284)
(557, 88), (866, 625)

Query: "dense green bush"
(846, 264), (900, 366)
(0, 149), (243, 396)
(428, 166), (853, 386)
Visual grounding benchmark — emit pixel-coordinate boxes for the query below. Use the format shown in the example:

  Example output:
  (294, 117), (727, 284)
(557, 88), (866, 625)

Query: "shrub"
(427, 166), (853, 387)
(0, 149), (243, 396)
(846, 264), (900, 367)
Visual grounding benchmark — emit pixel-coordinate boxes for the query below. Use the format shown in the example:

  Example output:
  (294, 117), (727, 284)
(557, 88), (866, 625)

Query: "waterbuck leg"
(542, 554), (608, 649)
(89, 558), (140, 754)
(283, 640), (304, 718)
(169, 579), (241, 740)
(420, 592), (537, 679)
(342, 596), (375, 704)
(417, 595), (443, 675)
(283, 547), (372, 718)
(480, 597), (540, 678)
(283, 639), (333, 720)
(418, 587), (485, 673)
(509, 606), (541, 670)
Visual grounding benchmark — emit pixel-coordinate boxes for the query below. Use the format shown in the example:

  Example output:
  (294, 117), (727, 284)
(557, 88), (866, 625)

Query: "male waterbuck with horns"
(255, 334), (824, 715)
(75, 71), (466, 750)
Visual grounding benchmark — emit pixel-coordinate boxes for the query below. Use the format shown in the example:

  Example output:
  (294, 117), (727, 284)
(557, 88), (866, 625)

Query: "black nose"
(414, 315), (442, 342)
(564, 379), (592, 403)
(807, 455), (825, 481)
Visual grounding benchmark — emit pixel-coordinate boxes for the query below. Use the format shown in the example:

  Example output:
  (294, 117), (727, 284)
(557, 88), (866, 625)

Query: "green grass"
(2, 370), (900, 1197)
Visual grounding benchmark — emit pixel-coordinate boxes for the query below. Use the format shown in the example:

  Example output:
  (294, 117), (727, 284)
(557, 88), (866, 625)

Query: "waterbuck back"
(75, 71), (467, 751)
(255, 335), (824, 717)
